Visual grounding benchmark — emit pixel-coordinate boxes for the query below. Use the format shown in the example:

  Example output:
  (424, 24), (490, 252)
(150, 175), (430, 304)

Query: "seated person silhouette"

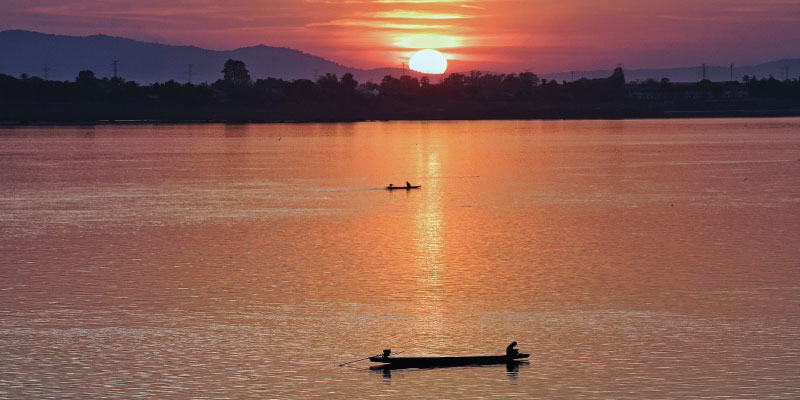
(506, 341), (519, 357)
(406, 181), (411, 188)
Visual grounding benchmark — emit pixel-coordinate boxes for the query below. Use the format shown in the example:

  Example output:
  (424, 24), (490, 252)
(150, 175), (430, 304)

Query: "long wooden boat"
(369, 353), (529, 368)
(385, 185), (421, 190)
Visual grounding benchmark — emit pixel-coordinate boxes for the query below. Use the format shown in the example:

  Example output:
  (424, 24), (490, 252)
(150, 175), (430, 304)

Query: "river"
(1, 119), (799, 398)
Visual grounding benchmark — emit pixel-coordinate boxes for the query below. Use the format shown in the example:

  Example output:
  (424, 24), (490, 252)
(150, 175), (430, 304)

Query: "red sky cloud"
(3, 0), (799, 72)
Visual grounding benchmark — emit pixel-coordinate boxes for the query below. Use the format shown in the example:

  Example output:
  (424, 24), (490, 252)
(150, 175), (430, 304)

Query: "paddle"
(337, 351), (404, 367)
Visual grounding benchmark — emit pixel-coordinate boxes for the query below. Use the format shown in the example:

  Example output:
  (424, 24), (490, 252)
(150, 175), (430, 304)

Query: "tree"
(503, 73), (537, 99)
(606, 66), (627, 100)
(468, 70), (482, 83)
(358, 82), (380, 97)
(379, 75), (402, 97)
(340, 73), (358, 95)
(399, 75), (420, 94)
(519, 72), (540, 87)
(76, 70), (96, 85)
(608, 67), (625, 86)
(222, 59), (251, 88)
(286, 79), (318, 101)
(316, 73), (340, 99)
(442, 73), (465, 88)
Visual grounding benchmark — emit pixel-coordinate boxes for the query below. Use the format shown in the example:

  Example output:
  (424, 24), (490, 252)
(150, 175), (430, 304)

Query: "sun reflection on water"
(412, 150), (447, 345)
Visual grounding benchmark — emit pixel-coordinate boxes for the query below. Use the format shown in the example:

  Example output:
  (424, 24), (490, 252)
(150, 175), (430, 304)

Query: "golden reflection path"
(411, 131), (447, 350)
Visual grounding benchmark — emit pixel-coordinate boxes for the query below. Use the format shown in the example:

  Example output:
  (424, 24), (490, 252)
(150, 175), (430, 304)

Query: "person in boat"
(388, 183), (393, 188)
(506, 341), (519, 357)
(405, 181), (411, 188)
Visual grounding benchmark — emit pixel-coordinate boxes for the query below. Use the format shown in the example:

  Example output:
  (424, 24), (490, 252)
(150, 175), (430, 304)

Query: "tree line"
(1, 59), (799, 122)
(0, 59), (626, 104)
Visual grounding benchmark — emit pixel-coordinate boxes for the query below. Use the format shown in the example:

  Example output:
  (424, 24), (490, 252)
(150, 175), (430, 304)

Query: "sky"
(3, 0), (799, 73)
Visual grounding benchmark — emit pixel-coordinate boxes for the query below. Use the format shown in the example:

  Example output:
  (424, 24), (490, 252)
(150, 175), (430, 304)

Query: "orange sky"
(3, 0), (799, 72)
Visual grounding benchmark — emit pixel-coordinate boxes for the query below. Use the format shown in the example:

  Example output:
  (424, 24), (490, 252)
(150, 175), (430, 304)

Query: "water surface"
(1, 119), (799, 398)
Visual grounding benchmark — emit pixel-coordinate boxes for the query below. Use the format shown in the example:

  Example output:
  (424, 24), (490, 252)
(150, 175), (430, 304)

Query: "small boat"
(368, 353), (530, 369)
(386, 185), (421, 190)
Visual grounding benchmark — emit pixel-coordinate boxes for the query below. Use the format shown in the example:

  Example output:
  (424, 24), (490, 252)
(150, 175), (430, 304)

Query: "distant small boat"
(368, 353), (529, 369)
(386, 185), (421, 190)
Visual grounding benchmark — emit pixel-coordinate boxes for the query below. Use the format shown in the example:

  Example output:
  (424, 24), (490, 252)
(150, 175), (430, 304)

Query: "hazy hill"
(541, 59), (800, 83)
(0, 30), (366, 84)
(1, 30), (797, 84)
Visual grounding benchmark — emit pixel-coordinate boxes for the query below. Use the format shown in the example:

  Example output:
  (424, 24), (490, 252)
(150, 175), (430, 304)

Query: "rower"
(388, 183), (393, 188)
(506, 341), (519, 357)
(405, 181), (411, 188)
(382, 349), (392, 359)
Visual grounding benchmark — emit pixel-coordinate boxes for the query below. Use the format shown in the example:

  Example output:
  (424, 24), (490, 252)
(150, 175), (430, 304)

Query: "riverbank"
(2, 100), (800, 125)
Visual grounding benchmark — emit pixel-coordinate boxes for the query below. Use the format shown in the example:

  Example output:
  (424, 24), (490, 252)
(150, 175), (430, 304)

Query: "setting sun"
(409, 49), (448, 75)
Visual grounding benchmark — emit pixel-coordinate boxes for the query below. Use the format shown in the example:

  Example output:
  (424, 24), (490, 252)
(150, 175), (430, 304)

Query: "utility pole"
(112, 60), (119, 79)
(702, 64), (707, 81)
(730, 63), (734, 82)
(571, 71), (574, 82)
(784, 66), (791, 81)
(43, 64), (50, 80)
(188, 64), (193, 84)
(401, 62), (406, 77)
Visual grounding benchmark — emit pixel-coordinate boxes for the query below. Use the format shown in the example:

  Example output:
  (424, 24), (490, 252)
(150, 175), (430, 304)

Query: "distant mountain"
(1, 30), (797, 84)
(541, 59), (800, 83)
(0, 30), (367, 84)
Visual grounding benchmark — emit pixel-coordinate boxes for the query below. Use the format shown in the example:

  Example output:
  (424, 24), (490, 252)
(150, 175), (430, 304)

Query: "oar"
(337, 355), (377, 367)
(337, 351), (404, 367)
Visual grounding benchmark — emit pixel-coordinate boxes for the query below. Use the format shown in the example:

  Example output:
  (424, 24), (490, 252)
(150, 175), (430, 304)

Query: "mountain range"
(1, 30), (797, 84)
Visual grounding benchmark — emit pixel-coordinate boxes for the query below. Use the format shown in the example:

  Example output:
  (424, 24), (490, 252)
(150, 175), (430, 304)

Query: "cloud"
(1, 0), (798, 71)
(306, 19), (452, 30)
(365, 10), (474, 19)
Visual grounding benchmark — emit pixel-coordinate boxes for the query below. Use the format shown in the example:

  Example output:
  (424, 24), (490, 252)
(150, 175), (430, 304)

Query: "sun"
(409, 49), (448, 75)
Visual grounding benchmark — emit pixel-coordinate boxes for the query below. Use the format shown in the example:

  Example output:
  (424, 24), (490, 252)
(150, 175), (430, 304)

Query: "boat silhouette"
(385, 185), (421, 190)
(368, 353), (530, 369)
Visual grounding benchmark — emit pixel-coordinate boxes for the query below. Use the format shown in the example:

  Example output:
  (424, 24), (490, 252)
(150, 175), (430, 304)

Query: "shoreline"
(2, 109), (800, 127)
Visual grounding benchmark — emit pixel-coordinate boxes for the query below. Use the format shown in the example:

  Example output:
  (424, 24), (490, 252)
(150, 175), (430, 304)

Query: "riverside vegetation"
(2, 59), (799, 123)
